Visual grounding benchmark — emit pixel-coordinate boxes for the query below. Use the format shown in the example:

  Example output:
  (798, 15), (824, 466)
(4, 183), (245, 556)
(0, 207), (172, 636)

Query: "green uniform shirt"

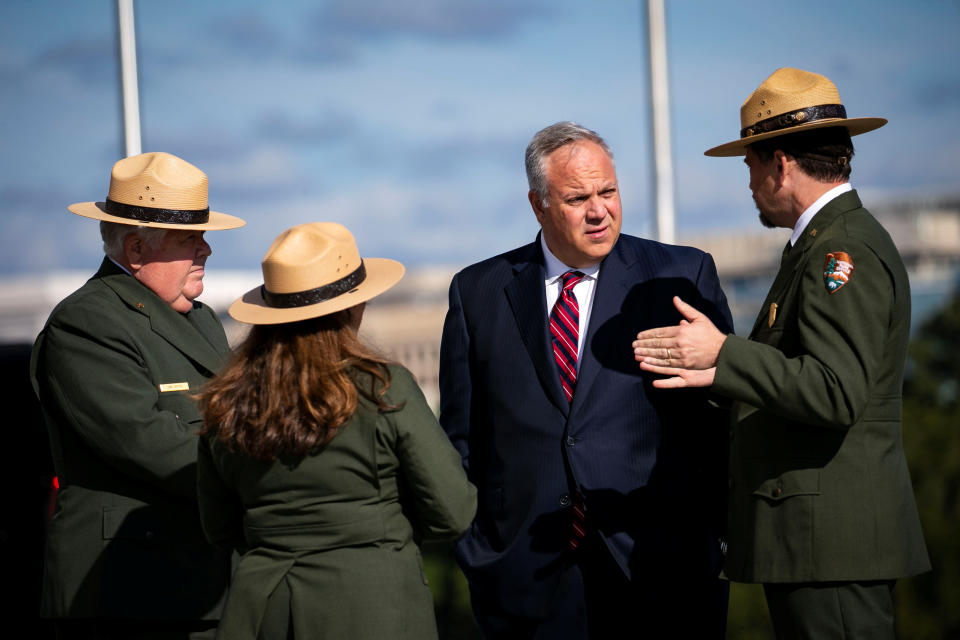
(714, 190), (930, 583)
(32, 258), (232, 619)
(198, 364), (476, 640)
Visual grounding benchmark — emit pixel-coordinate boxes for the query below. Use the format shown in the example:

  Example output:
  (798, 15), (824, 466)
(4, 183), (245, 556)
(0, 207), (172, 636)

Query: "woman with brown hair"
(196, 222), (476, 640)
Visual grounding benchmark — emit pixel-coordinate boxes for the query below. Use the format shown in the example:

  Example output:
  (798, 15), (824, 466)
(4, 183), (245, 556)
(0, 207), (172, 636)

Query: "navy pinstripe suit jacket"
(439, 232), (733, 621)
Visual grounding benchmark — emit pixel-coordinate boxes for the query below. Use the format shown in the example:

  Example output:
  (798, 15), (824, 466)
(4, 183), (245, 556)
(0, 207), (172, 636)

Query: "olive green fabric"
(31, 258), (232, 620)
(714, 190), (930, 583)
(763, 580), (896, 640)
(198, 364), (477, 640)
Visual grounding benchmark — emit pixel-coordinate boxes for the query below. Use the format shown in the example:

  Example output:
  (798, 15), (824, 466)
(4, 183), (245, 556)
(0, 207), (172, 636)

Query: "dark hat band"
(741, 104), (847, 139)
(261, 261), (367, 308)
(104, 198), (210, 224)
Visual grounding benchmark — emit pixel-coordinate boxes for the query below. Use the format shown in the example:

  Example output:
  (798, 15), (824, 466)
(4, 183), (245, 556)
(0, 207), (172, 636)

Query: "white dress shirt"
(540, 234), (601, 369)
(790, 183), (853, 246)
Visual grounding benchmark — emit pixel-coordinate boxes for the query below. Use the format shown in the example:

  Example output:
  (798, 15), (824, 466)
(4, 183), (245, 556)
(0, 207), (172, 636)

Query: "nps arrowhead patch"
(823, 251), (854, 294)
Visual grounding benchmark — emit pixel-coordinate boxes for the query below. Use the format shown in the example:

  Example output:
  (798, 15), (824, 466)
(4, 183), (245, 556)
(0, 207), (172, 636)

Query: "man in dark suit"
(31, 152), (246, 639)
(634, 68), (930, 638)
(440, 122), (733, 638)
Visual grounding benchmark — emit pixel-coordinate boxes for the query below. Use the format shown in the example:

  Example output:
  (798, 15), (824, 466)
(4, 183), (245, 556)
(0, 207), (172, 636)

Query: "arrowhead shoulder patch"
(823, 251), (854, 294)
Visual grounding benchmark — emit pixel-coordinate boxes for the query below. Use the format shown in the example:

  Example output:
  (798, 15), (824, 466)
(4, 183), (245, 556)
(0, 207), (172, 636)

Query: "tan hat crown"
(67, 151), (245, 230)
(228, 222), (405, 325)
(704, 67), (886, 157)
(108, 152), (209, 211)
(740, 68), (841, 133)
(262, 223), (363, 295)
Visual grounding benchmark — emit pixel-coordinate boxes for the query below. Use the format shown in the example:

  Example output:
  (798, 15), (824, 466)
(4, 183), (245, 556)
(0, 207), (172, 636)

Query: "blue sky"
(2, 0), (958, 274)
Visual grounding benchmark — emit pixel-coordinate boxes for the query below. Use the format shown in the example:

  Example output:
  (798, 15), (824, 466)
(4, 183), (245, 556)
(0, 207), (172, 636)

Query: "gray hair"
(100, 221), (168, 261)
(524, 121), (613, 206)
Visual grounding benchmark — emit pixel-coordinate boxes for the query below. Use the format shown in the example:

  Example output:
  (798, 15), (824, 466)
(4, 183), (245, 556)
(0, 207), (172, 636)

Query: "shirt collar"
(790, 183), (852, 246)
(540, 234), (601, 283)
(108, 255), (134, 276)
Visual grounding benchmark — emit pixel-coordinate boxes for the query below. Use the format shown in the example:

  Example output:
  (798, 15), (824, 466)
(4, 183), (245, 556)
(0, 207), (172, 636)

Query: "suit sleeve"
(438, 272), (473, 470)
(696, 252), (735, 335)
(35, 298), (201, 500)
(714, 238), (890, 428)
(197, 436), (247, 552)
(691, 251), (734, 540)
(390, 367), (477, 540)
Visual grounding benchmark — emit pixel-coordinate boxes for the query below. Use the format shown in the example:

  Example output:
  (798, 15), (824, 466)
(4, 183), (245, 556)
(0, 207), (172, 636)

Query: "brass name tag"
(159, 382), (190, 393)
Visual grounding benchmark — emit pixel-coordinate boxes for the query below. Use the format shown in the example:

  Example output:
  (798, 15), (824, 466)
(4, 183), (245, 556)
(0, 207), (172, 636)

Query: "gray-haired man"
(440, 122), (733, 638)
(33, 152), (245, 639)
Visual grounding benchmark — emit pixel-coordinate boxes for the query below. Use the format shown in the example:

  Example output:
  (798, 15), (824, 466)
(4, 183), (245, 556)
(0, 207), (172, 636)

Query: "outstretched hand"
(638, 361), (717, 388)
(632, 296), (727, 387)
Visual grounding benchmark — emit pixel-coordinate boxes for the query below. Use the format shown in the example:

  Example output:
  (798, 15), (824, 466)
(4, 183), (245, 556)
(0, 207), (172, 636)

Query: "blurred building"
(686, 196), (960, 334)
(3, 197), (959, 409)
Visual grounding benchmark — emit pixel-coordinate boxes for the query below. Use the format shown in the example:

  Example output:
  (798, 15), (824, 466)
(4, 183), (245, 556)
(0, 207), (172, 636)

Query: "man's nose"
(585, 195), (606, 219)
(197, 236), (212, 258)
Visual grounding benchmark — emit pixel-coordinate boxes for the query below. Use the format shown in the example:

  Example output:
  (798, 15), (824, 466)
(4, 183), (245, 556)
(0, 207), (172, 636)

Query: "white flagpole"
(117, 0), (141, 157)
(646, 0), (675, 244)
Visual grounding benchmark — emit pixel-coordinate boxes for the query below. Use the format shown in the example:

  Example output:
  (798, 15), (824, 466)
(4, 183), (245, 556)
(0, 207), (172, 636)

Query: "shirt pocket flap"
(750, 467), (821, 502)
(156, 388), (202, 426)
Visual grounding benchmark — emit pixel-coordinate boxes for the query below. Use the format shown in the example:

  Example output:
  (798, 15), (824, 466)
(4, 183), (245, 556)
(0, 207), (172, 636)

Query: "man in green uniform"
(632, 68), (930, 638)
(32, 152), (246, 638)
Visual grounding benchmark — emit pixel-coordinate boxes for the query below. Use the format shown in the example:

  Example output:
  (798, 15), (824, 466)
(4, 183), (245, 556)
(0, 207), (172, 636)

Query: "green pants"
(764, 580), (896, 640)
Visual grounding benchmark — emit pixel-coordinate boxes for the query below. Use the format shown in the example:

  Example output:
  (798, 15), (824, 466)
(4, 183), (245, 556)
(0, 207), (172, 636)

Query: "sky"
(1, 0), (959, 275)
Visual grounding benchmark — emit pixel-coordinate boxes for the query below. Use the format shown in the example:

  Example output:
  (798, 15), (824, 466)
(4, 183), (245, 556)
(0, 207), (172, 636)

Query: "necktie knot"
(561, 270), (584, 292)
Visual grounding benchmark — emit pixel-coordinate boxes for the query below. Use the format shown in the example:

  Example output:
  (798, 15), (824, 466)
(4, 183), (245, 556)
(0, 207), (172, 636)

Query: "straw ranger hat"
(68, 152), (245, 230)
(229, 222), (405, 325)
(705, 67), (887, 157)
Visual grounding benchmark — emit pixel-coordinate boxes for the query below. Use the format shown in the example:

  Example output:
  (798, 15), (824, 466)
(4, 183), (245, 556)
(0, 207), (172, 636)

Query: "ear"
(773, 149), (793, 186)
(528, 190), (546, 224)
(124, 233), (145, 271)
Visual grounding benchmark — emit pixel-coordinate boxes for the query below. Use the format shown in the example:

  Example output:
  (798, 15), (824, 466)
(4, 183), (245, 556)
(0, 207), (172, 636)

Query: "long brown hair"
(198, 310), (395, 461)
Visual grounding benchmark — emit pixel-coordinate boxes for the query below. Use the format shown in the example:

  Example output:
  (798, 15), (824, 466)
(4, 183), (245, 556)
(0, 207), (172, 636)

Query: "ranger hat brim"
(705, 67), (886, 157)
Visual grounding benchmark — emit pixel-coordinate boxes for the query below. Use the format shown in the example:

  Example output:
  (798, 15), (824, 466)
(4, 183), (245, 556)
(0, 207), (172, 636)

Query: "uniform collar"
(790, 183), (852, 246)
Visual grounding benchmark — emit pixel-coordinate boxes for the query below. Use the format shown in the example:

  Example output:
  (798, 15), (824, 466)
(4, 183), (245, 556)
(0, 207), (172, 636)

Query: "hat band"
(104, 199), (210, 224)
(261, 261), (367, 309)
(741, 104), (847, 139)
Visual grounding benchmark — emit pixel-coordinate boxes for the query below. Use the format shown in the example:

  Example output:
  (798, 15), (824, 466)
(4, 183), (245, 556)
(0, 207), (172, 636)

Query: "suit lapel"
(146, 303), (227, 376)
(570, 240), (631, 415)
(98, 259), (227, 375)
(504, 242), (569, 414)
(749, 241), (803, 336)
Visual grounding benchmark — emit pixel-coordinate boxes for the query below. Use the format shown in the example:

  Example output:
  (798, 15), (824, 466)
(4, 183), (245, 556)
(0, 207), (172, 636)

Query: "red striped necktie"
(550, 270), (584, 403)
(549, 270), (588, 551)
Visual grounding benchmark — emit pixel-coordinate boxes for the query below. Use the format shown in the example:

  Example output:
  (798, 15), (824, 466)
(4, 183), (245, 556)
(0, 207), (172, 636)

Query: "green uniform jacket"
(198, 364), (477, 640)
(713, 190), (930, 583)
(31, 258), (232, 619)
